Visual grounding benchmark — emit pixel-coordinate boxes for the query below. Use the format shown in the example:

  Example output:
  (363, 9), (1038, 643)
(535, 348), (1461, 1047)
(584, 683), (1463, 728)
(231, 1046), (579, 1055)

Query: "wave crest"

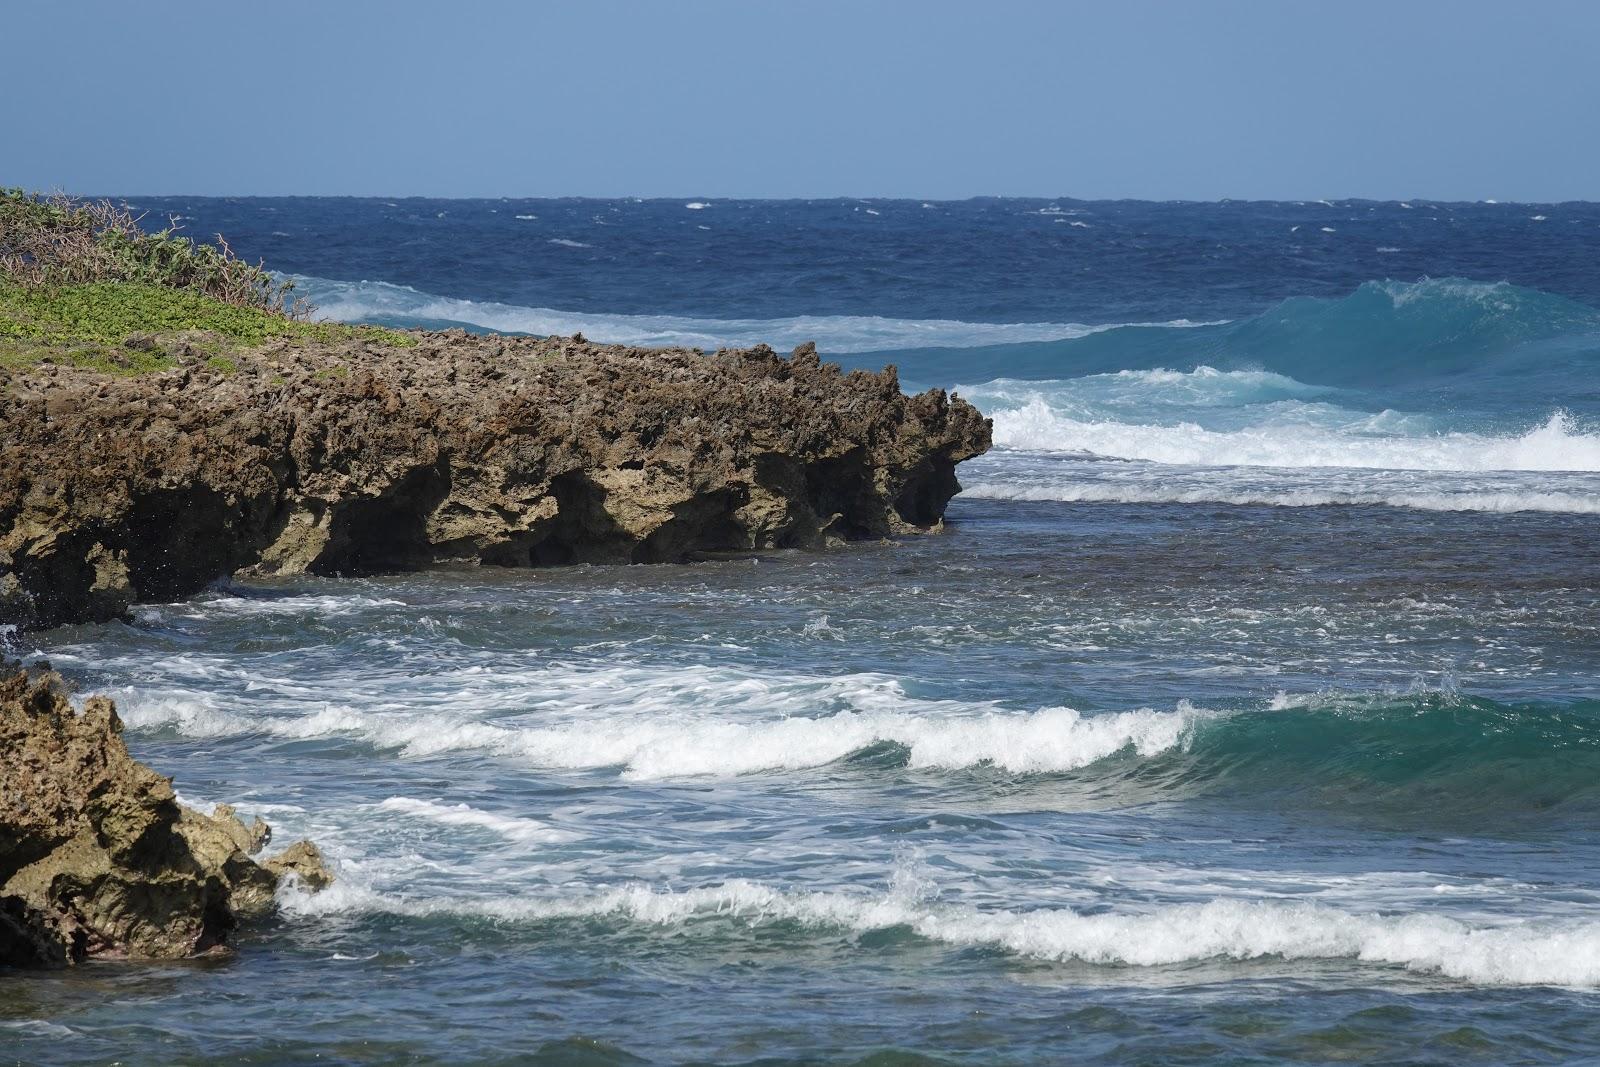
(120, 686), (1210, 779)
(112, 662), (1600, 818)
(374, 797), (576, 844)
(982, 405), (1600, 472)
(960, 479), (1600, 514)
(295, 276), (1212, 354)
(280, 876), (1600, 988)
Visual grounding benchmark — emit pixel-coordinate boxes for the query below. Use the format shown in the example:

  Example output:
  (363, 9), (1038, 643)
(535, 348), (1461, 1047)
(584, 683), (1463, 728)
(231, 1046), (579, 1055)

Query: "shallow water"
(5, 197), (1600, 1064)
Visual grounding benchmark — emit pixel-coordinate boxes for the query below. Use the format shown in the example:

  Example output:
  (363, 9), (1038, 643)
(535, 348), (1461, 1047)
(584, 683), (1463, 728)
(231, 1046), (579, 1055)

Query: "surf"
(976, 405), (1600, 472)
(101, 658), (1600, 819)
(293, 274), (1214, 355)
(277, 874), (1600, 989)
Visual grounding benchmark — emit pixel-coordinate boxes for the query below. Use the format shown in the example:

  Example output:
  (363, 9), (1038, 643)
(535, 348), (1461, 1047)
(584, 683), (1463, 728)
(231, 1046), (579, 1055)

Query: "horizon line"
(61, 190), (1599, 208)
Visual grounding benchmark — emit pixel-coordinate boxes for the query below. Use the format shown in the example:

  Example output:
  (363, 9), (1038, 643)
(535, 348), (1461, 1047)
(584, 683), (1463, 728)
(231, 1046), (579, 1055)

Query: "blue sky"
(7, 0), (1598, 200)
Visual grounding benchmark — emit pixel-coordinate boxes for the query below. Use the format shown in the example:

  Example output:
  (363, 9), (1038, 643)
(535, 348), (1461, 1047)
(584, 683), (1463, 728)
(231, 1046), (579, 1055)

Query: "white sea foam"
(1380, 276), (1528, 310)
(961, 481), (1600, 514)
(547, 238), (591, 248)
(114, 668), (1209, 779)
(0, 1020), (77, 1038)
(135, 591), (408, 621)
(278, 877), (1600, 988)
(141, 701), (1207, 778)
(985, 406), (1600, 473)
(296, 276), (1216, 354)
(961, 368), (1332, 416)
(376, 797), (575, 844)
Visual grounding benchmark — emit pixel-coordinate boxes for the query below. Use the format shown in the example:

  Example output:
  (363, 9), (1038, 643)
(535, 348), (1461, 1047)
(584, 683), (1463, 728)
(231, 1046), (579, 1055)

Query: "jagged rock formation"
(0, 333), (990, 630)
(0, 667), (331, 966)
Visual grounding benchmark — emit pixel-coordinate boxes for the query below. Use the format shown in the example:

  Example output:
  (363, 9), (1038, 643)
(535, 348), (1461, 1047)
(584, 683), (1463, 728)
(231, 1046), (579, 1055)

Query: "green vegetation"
(0, 190), (414, 373)
(1, 188), (298, 312)
(0, 337), (177, 376)
(0, 280), (414, 372)
(0, 281), (411, 348)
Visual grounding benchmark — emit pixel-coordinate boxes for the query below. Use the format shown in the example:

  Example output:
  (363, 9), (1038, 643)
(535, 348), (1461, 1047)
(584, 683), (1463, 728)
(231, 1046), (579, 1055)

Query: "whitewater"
(10, 196), (1600, 1066)
(297, 274), (1220, 353)
(297, 272), (1600, 513)
(279, 875), (1600, 988)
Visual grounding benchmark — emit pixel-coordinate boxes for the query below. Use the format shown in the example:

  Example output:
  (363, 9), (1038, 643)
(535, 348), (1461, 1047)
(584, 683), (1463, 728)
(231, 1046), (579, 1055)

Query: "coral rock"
(0, 668), (330, 966)
(0, 333), (991, 630)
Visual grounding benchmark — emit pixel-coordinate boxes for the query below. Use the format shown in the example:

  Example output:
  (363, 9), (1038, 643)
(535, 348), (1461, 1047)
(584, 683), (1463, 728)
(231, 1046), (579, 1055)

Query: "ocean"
(6, 197), (1600, 1064)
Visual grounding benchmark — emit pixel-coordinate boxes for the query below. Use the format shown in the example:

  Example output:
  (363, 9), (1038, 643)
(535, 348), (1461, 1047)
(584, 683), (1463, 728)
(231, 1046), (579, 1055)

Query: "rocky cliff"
(0, 667), (330, 966)
(0, 332), (990, 631)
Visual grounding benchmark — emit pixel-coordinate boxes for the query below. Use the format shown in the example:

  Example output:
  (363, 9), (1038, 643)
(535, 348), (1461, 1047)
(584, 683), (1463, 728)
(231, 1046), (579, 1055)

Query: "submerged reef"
(0, 325), (989, 630)
(0, 666), (331, 967)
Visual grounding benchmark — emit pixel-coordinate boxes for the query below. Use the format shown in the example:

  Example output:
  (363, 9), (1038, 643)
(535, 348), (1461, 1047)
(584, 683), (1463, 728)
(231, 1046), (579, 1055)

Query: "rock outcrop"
(0, 667), (331, 966)
(0, 332), (990, 630)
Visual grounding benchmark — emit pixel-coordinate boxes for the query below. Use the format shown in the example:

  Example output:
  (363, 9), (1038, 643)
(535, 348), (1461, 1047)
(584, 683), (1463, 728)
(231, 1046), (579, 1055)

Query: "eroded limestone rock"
(0, 334), (990, 630)
(0, 668), (331, 966)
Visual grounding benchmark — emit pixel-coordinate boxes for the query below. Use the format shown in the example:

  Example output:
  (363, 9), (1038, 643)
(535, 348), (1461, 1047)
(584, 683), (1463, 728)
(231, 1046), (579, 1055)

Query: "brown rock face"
(0, 668), (332, 966)
(0, 334), (990, 631)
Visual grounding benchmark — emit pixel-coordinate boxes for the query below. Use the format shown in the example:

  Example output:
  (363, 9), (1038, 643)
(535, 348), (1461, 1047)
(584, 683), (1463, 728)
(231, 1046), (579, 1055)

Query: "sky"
(6, 0), (1599, 201)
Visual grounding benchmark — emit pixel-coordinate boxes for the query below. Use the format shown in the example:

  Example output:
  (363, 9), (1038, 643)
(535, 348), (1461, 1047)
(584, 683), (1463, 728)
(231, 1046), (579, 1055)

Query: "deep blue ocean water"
(5, 197), (1600, 1065)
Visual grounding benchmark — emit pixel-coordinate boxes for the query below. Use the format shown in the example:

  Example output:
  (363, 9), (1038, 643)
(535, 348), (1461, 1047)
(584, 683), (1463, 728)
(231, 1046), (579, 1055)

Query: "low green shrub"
(0, 281), (412, 348)
(0, 191), (416, 373)
(0, 189), (301, 315)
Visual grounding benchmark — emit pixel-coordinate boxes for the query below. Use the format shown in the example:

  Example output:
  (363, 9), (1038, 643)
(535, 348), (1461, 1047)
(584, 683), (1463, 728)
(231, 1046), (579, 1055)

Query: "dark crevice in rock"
(893, 458), (960, 528)
(542, 470), (634, 565)
(311, 461), (453, 575)
(634, 487), (748, 564)
(119, 485), (263, 603)
(803, 448), (878, 542)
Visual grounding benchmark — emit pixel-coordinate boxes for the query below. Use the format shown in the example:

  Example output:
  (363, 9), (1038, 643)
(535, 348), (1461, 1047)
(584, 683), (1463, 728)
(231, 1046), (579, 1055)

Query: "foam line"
(279, 878), (1600, 988)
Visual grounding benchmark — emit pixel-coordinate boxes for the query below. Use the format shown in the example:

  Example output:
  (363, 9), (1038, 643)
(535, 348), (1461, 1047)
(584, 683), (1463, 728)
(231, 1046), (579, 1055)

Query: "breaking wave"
(951, 363), (1600, 475)
(960, 479), (1600, 514)
(294, 275), (1214, 354)
(110, 660), (1600, 817)
(280, 876), (1600, 988)
(118, 679), (1211, 780)
(374, 797), (576, 845)
(982, 405), (1600, 472)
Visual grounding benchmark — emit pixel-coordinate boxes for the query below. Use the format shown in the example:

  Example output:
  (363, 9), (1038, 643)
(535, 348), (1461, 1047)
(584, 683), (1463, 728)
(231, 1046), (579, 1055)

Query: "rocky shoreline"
(0, 665), (330, 966)
(1, 331), (990, 632)
(0, 324), (989, 964)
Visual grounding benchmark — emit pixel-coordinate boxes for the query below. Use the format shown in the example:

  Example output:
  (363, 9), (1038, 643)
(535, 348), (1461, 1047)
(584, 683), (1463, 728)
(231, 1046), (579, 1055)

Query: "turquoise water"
(4, 198), (1599, 1064)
